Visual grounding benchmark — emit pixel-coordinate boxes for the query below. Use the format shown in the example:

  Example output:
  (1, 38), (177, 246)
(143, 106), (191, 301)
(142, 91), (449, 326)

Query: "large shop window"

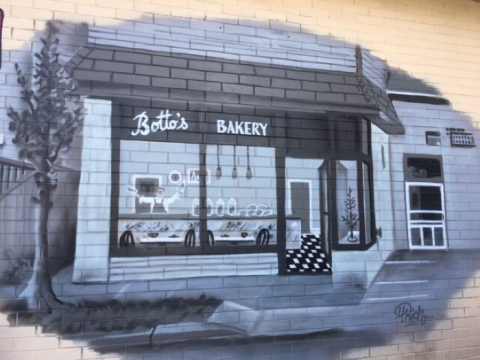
(205, 145), (277, 247)
(116, 140), (278, 254)
(112, 108), (376, 257)
(118, 141), (201, 252)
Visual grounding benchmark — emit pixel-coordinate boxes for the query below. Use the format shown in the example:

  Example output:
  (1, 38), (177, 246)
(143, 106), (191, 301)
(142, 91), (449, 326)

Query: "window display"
(205, 145), (278, 247)
(117, 141), (201, 249)
(110, 105), (377, 270)
(115, 142), (286, 252)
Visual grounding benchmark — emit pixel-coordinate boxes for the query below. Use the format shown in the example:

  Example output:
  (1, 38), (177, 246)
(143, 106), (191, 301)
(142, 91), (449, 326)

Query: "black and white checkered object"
(286, 234), (332, 273)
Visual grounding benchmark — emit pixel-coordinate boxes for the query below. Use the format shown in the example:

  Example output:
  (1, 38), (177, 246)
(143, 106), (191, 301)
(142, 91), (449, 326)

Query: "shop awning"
(67, 44), (405, 135)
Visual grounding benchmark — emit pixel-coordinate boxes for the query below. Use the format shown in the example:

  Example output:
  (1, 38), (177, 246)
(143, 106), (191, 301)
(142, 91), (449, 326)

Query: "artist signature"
(394, 302), (432, 326)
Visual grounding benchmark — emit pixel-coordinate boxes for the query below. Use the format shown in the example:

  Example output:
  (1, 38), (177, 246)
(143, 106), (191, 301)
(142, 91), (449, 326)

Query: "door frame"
(286, 179), (315, 234)
(405, 182), (448, 250)
(319, 161), (334, 259)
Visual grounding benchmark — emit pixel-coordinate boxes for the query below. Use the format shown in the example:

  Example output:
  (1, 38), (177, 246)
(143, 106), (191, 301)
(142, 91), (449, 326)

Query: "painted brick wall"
(2, 1), (480, 360)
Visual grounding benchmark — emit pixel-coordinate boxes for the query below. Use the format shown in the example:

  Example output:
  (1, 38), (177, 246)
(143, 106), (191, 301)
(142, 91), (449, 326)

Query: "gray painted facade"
(1, 12), (480, 359)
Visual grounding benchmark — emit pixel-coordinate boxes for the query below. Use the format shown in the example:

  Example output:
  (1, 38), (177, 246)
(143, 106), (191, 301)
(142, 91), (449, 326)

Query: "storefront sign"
(132, 110), (188, 136)
(132, 110), (268, 138)
(217, 119), (268, 136)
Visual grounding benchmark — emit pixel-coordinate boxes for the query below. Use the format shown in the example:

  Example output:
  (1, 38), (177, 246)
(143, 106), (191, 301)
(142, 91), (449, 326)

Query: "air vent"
(450, 132), (475, 147)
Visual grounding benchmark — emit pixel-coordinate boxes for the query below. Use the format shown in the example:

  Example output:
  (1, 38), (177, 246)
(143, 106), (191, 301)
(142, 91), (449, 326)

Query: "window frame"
(330, 119), (376, 251)
(403, 155), (446, 250)
(109, 100), (377, 257)
(403, 154), (444, 183)
(111, 141), (283, 257)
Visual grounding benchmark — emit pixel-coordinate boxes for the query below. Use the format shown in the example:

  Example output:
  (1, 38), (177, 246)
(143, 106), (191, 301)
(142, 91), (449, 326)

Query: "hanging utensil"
(246, 146), (252, 179)
(232, 146), (238, 179)
(216, 144), (222, 179)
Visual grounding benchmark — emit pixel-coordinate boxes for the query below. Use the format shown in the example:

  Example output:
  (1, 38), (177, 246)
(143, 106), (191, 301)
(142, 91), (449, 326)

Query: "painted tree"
(7, 23), (83, 311)
(341, 186), (359, 243)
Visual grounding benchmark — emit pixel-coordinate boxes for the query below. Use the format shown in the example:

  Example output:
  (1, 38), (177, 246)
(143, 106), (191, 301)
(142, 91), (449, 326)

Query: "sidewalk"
(0, 249), (478, 359)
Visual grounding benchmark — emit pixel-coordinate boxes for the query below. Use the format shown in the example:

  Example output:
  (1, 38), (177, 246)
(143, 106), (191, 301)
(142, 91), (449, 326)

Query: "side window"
(335, 160), (374, 248)
(405, 156), (443, 182)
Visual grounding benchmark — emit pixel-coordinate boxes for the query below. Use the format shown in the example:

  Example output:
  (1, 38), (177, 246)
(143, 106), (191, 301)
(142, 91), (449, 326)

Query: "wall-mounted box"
(426, 131), (441, 146)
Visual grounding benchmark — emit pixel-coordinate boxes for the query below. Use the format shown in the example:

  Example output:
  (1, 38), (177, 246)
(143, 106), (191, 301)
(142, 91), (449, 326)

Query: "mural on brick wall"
(1, 17), (480, 358)
(7, 23), (84, 311)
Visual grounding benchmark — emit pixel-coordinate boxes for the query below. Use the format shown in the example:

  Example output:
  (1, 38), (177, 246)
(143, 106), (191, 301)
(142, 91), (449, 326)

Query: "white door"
(406, 182), (447, 250)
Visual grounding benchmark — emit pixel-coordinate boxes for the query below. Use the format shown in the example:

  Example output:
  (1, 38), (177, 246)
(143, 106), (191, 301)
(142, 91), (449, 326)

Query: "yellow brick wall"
(1, 0), (479, 121)
(2, 1), (480, 359)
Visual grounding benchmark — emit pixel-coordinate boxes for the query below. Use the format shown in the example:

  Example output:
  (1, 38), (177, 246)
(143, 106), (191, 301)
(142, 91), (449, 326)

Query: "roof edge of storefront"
(67, 44), (405, 135)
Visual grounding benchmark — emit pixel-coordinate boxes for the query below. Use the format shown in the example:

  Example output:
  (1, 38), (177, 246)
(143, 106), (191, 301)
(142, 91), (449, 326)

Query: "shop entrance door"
(406, 182), (447, 249)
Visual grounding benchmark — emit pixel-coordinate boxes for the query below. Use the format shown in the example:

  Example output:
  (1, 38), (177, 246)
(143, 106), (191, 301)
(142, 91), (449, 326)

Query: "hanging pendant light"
(216, 145), (222, 179)
(232, 146), (238, 179)
(246, 146), (252, 179)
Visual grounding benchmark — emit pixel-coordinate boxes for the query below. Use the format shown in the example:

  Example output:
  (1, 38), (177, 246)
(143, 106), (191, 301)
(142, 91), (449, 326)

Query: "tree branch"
(48, 138), (65, 163)
(27, 156), (43, 172)
(21, 89), (36, 114)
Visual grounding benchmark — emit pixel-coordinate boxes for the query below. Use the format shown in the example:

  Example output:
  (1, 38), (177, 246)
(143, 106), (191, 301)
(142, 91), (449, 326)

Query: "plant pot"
(347, 235), (358, 243)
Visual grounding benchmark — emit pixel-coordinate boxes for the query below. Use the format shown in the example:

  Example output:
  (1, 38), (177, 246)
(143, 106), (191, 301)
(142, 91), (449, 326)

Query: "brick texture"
(2, 1), (480, 360)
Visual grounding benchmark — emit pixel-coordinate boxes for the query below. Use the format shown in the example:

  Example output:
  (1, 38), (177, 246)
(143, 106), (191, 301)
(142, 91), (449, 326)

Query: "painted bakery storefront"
(111, 104), (382, 269)
(103, 104), (391, 281)
(71, 30), (405, 284)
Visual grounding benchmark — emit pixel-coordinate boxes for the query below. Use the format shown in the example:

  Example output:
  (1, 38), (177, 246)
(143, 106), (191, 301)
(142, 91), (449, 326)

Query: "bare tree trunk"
(19, 180), (63, 312)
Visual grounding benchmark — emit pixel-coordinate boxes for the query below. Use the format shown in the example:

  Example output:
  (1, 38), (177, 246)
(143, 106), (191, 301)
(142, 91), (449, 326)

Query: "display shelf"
(117, 213), (299, 221)
(139, 236), (184, 243)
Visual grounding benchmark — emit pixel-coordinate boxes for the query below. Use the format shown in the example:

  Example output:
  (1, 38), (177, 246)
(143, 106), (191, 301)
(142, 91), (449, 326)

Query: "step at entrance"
(286, 234), (332, 274)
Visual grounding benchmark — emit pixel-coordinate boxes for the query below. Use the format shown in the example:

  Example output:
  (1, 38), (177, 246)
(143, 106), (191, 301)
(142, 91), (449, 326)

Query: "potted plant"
(341, 187), (359, 243)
